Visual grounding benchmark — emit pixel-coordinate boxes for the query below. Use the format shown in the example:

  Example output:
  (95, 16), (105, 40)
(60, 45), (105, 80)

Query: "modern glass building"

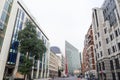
(65, 41), (80, 75)
(0, 0), (50, 79)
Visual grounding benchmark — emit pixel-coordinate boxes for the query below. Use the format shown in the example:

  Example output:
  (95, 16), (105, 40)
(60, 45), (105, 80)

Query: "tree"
(34, 39), (46, 61)
(34, 39), (47, 78)
(18, 56), (32, 80)
(18, 21), (37, 55)
(18, 21), (46, 79)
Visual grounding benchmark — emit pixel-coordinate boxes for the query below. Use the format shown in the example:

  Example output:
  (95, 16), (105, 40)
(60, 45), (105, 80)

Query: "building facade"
(65, 41), (80, 75)
(82, 26), (96, 79)
(50, 46), (65, 76)
(0, 0), (50, 79)
(92, 0), (120, 80)
(49, 49), (59, 78)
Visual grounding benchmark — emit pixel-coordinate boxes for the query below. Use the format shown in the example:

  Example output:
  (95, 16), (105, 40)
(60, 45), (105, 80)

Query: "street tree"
(34, 39), (47, 78)
(18, 21), (46, 79)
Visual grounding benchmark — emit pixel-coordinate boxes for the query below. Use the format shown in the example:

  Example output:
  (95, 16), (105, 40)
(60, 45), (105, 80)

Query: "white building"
(50, 46), (65, 71)
(49, 50), (59, 78)
(92, 0), (120, 80)
(0, 0), (50, 79)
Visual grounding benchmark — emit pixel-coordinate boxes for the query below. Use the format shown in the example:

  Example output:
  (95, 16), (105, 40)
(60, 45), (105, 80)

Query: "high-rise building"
(82, 26), (97, 78)
(65, 41), (80, 75)
(92, 0), (120, 80)
(0, 0), (50, 79)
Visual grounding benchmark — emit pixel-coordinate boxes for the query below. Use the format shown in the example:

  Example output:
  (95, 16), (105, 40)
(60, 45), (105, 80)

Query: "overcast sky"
(23, 0), (104, 54)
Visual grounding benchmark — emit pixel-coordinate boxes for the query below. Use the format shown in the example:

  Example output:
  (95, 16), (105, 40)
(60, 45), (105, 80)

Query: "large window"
(104, 28), (107, 34)
(112, 46), (115, 53)
(117, 72), (120, 80)
(94, 9), (99, 27)
(110, 34), (114, 41)
(1, 11), (7, 23)
(115, 30), (118, 37)
(0, 0), (13, 52)
(102, 62), (105, 70)
(112, 73), (116, 80)
(117, 43), (120, 50)
(7, 9), (25, 64)
(100, 51), (103, 57)
(99, 63), (101, 71)
(106, 38), (109, 44)
(115, 58), (120, 69)
(99, 41), (101, 47)
(108, 48), (111, 55)
(110, 60), (114, 70)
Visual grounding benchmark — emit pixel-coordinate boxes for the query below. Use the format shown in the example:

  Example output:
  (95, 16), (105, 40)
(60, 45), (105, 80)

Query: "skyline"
(23, 0), (105, 53)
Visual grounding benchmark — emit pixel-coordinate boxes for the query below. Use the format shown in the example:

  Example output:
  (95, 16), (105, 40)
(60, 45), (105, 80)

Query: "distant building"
(82, 26), (97, 78)
(65, 41), (80, 75)
(0, 0), (50, 79)
(92, 0), (120, 80)
(49, 49), (59, 78)
(50, 46), (65, 76)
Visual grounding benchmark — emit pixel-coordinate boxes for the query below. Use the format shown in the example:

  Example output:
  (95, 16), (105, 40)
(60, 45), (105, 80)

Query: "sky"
(23, 0), (105, 54)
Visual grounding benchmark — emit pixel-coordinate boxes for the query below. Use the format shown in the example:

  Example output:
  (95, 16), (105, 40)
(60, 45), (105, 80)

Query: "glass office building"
(0, 0), (50, 79)
(65, 41), (80, 75)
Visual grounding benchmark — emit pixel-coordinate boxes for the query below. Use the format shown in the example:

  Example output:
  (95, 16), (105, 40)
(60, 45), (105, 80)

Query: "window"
(117, 43), (120, 50)
(115, 30), (118, 37)
(0, 22), (4, 30)
(110, 60), (114, 70)
(4, 1), (9, 12)
(100, 51), (103, 57)
(95, 35), (97, 40)
(96, 56), (97, 61)
(104, 28), (107, 34)
(112, 73), (116, 80)
(8, 0), (13, 3)
(37, 31), (41, 38)
(114, 45), (117, 52)
(106, 38), (109, 44)
(115, 58), (120, 69)
(110, 34), (114, 41)
(99, 63), (101, 71)
(108, 48), (111, 55)
(96, 44), (98, 49)
(97, 32), (100, 37)
(1, 11), (7, 23)
(42, 36), (44, 42)
(102, 62), (105, 70)
(94, 48), (96, 53)
(94, 9), (99, 27)
(98, 53), (99, 58)
(118, 28), (120, 35)
(110, 34), (112, 41)
(112, 46), (115, 53)
(117, 72), (120, 80)
(99, 41), (101, 47)
(0, 36), (3, 46)
(97, 64), (99, 71)
(22, 12), (25, 20)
